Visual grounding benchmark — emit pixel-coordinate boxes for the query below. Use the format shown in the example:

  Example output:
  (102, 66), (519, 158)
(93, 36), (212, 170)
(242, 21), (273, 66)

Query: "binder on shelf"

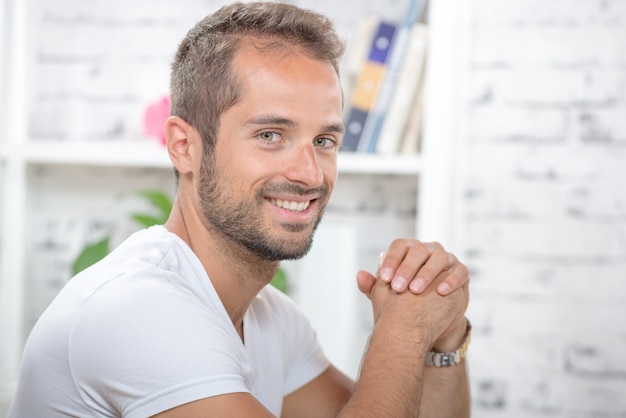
(376, 23), (428, 155)
(342, 17), (379, 120)
(399, 76), (425, 154)
(357, 0), (427, 153)
(341, 20), (397, 152)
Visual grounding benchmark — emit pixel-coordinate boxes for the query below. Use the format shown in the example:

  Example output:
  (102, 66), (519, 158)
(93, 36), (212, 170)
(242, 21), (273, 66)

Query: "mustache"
(261, 182), (329, 197)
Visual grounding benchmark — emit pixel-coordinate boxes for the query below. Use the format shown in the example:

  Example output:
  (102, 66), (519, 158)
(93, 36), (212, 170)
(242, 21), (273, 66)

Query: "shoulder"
(68, 228), (241, 380)
(67, 264), (249, 416)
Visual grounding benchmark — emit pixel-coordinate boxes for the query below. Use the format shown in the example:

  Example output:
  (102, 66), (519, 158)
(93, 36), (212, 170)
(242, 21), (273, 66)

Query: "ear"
(164, 116), (200, 174)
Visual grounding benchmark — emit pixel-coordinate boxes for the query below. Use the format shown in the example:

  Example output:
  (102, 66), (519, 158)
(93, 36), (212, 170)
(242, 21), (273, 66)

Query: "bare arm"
(340, 271), (469, 418)
(150, 393), (275, 418)
(355, 239), (472, 418)
(281, 366), (353, 418)
(288, 311), (470, 418)
(419, 316), (471, 418)
(283, 239), (471, 418)
(421, 352), (471, 418)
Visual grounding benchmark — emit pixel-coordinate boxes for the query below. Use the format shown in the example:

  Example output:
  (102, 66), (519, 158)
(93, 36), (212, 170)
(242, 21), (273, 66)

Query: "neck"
(165, 197), (279, 331)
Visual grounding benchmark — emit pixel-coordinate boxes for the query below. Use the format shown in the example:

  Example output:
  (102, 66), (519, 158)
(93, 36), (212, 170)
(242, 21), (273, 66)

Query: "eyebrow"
(323, 122), (345, 135)
(246, 115), (345, 134)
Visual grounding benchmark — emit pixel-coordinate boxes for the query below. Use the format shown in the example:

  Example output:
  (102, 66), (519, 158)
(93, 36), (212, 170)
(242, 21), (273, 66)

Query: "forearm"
(419, 317), (471, 418)
(338, 315), (428, 418)
(340, 336), (471, 418)
(342, 270), (470, 418)
(419, 361), (471, 418)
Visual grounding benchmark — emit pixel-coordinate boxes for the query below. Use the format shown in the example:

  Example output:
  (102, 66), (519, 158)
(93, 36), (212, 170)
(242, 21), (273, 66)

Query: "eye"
(258, 131), (281, 143)
(313, 136), (338, 149)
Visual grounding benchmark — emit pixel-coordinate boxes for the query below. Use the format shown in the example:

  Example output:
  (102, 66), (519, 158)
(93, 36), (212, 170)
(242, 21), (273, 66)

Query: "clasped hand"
(356, 239), (470, 352)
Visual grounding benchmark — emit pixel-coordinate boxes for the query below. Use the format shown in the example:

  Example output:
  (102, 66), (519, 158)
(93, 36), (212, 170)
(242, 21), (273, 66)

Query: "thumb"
(356, 270), (376, 299)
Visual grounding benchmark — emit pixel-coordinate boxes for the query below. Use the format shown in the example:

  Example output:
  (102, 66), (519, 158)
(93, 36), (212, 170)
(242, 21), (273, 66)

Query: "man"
(9, 2), (471, 417)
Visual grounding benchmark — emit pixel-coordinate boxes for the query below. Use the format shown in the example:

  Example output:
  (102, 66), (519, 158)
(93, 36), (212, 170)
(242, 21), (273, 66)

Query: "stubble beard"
(198, 160), (329, 261)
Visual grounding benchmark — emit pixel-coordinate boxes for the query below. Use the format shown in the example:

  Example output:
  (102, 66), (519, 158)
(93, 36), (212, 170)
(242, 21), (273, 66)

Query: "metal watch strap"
(425, 319), (471, 367)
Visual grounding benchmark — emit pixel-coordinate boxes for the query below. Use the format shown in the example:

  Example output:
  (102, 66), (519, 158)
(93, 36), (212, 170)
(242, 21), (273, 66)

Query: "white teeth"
(271, 199), (310, 212)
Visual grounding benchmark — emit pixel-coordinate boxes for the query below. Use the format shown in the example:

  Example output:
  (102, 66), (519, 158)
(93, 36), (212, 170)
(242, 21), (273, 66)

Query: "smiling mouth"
(270, 198), (311, 212)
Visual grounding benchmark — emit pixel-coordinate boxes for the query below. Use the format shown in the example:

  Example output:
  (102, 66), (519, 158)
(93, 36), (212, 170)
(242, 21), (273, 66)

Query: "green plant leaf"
(136, 190), (173, 219)
(130, 214), (164, 229)
(70, 190), (173, 280)
(270, 266), (288, 294)
(71, 236), (111, 276)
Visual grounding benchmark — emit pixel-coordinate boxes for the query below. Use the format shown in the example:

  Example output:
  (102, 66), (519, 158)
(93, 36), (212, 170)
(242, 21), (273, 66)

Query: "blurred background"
(1, 0), (626, 417)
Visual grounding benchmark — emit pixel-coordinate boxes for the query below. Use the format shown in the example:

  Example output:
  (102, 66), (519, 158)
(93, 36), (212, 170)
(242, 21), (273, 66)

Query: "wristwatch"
(425, 320), (471, 367)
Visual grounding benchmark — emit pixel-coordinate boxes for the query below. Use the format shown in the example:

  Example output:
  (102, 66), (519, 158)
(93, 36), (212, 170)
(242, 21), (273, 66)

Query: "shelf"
(338, 152), (420, 175)
(0, 140), (421, 175)
(2, 140), (171, 168)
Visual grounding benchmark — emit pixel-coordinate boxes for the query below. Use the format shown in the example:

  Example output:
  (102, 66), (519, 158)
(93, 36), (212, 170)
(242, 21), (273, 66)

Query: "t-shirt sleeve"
(68, 276), (251, 418)
(262, 286), (331, 396)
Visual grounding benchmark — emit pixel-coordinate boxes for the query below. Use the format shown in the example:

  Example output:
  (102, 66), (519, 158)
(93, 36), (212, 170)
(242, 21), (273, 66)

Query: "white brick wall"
(464, 0), (626, 416)
(9, 0), (626, 416)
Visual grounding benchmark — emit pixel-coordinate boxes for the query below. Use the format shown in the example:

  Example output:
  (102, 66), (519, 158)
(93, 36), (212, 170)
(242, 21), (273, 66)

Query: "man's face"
(197, 43), (344, 261)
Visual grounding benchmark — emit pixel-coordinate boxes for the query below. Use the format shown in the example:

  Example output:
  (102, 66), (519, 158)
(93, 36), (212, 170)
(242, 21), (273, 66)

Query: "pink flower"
(143, 95), (171, 146)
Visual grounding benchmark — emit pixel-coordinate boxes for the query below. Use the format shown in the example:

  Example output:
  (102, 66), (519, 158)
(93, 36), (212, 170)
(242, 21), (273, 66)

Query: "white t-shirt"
(9, 226), (329, 418)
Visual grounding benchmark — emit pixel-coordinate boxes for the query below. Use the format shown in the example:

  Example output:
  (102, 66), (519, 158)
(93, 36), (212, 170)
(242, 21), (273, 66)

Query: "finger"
(381, 240), (444, 292)
(379, 239), (421, 282)
(394, 244), (449, 294)
(435, 262), (469, 296)
(375, 251), (385, 279)
(356, 270), (376, 299)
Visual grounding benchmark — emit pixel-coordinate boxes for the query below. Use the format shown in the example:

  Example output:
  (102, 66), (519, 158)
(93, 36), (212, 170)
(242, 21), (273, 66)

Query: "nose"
(284, 143), (324, 187)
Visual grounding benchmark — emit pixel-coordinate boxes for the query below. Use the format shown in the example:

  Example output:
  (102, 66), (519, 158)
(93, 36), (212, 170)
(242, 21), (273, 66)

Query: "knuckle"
(456, 263), (470, 279)
(391, 238), (418, 249)
(432, 248), (449, 261)
(430, 240), (444, 250)
(408, 240), (429, 256)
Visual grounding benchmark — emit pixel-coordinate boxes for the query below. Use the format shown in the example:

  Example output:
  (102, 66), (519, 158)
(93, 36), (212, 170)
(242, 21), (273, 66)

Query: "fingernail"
(380, 267), (393, 282)
(437, 282), (451, 294)
(392, 276), (407, 291)
(409, 278), (425, 293)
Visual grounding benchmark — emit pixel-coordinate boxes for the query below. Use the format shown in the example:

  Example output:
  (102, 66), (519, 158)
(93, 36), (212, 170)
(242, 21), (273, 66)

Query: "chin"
(271, 236), (314, 261)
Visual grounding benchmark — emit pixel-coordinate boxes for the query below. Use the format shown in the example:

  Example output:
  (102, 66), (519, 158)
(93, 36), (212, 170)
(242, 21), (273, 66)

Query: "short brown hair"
(169, 1), (345, 166)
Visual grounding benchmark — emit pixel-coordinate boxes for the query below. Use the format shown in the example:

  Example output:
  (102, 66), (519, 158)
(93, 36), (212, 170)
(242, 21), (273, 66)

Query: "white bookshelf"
(0, 0), (465, 413)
